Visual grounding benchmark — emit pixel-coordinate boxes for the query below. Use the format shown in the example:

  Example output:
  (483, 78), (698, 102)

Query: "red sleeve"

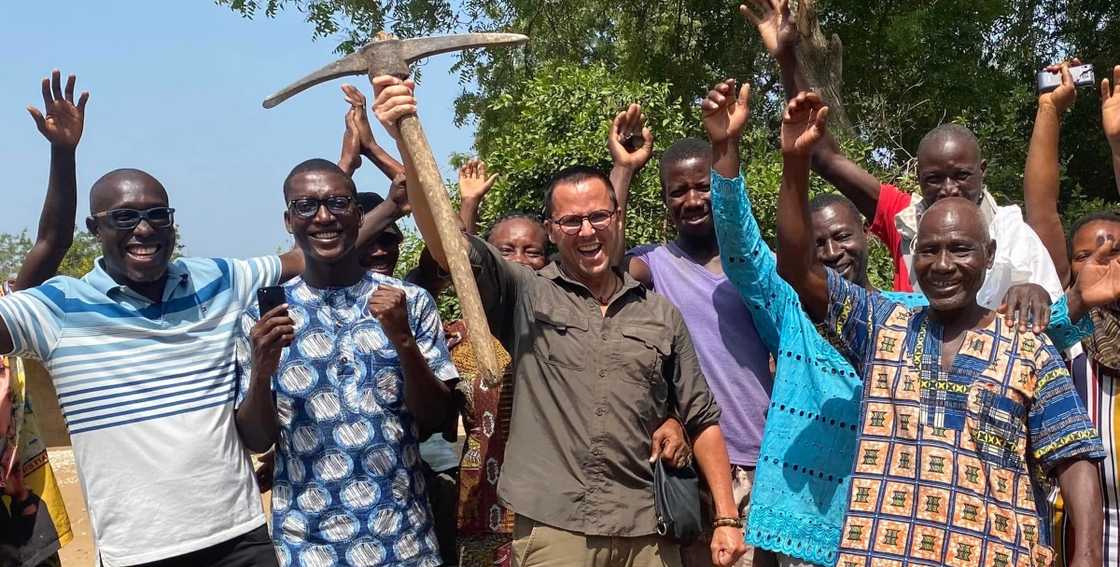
(868, 183), (914, 292)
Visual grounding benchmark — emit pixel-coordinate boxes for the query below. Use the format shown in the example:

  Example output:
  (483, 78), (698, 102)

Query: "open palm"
(781, 92), (829, 158)
(28, 69), (88, 150)
(1075, 241), (1120, 308)
(1103, 65), (1120, 147)
(740, 0), (798, 63)
(702, 79), (751, 146)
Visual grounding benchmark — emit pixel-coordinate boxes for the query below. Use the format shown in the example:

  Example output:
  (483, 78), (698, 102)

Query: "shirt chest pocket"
(532, 307), (590, 370)
(966, 380), (1029, 470)
(617, 325), (672, 387)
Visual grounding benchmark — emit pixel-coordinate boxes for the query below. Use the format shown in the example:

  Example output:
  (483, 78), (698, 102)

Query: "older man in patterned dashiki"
(235, 159), (456, 567)
(774, 91), (1105, 567)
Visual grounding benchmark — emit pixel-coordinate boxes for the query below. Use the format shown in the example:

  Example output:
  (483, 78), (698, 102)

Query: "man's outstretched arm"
(1024, 61), (1079, 287)
(17, 70), (90, 291)
(775, 92), (832, 322)
(743, 0), (880, 219)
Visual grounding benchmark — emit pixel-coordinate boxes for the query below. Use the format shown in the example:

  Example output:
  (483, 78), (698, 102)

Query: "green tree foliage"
(0, 229), (187, 283)
(222, 0), (1120, 217)
(0, 230), (102, 282)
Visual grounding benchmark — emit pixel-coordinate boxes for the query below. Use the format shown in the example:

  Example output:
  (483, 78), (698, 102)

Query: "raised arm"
(342, 84), (405, 179)
(1103, 65), (1120, 197)
(1024, 60), (1079, 287)
(458, 159), (498, 235)
(17, 70), (89, 291)
(608, 103), (654, 217)
(776, 92), (832, 322)
(368, 75), (454, 272)
(742, 0), (880, 219)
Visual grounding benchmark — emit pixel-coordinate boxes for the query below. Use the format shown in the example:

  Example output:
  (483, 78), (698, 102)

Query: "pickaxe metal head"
(263, 32), (528, 109)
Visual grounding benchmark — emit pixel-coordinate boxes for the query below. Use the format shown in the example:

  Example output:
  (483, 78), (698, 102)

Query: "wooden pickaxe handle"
(392, 113), (501, 386)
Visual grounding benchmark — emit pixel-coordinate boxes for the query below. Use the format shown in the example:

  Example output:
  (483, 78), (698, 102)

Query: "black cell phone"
(1036, 64), (1095, 94)
(256, 286), (286, 315)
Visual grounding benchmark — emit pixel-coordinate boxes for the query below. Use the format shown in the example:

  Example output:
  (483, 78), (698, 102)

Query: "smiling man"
(372, 75), (747, 567)
(0, 72), (408, 567)
(235, 158), (455, 567)
(776, 91), (1105, 567)
(625, 136), (773, 567)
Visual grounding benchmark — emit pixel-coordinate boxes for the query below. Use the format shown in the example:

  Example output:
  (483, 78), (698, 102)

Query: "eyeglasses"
(550, 209), (616, 235)
(92, 207), (176, 230)
(287, 196), (356, 219)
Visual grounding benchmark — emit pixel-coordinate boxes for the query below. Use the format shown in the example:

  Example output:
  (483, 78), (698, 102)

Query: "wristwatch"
(712, 516), (743, 529)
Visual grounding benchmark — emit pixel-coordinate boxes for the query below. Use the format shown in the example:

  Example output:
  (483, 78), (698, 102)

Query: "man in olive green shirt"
(372, 75), (747, 567)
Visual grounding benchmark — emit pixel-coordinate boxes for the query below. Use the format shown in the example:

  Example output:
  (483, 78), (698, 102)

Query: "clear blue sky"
(0, 2), (474, 257)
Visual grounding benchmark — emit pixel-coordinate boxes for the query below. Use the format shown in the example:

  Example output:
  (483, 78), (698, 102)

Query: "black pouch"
(652, 456), (703, 544)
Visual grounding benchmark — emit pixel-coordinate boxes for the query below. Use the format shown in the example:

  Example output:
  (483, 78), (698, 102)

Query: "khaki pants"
(680, 465), (775, 567)
(512, 515), (682, 567)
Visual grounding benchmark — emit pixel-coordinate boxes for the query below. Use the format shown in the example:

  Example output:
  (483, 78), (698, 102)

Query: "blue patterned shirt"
(236, 271), (457, 567)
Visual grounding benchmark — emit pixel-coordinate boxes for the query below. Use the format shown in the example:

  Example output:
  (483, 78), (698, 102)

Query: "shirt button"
(601, 332), (608, 341)
(598, 369), (606, 377)
(592, 447), (602, 456)
(340, 356), (349, 364)
(595, 407), (606, 416)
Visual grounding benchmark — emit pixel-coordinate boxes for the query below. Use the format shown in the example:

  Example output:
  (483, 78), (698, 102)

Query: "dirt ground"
(51, 450), (273, 566)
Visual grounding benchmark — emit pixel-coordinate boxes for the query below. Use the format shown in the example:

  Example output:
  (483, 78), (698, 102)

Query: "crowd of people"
(3, 2), (1120, 567)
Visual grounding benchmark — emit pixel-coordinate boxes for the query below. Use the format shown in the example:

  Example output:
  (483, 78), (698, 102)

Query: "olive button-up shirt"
(466, 235), (721, 537)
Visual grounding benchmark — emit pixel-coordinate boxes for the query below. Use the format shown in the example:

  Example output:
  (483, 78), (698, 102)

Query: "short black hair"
(917, 123), (981, 159)
(810, 192), (863, 221)
(356, 192), (403, 241)
(483, 212), (546, 242)
(541, 165), (617, 219)
(1068, 210), (1120, 255)
(659, 138), (711, 187)
(283, 158), (357, 199)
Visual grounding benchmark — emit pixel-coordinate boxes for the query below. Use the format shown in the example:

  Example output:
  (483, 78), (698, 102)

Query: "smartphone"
(256, 286), (286, 315)
(1037, 64), (1095, 94)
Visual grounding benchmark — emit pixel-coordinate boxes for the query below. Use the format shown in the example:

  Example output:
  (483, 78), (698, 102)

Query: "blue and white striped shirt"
(0, 255), (281, 566)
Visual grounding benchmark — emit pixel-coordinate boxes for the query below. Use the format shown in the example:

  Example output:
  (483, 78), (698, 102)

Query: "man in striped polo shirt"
(0, 153), (402, 563)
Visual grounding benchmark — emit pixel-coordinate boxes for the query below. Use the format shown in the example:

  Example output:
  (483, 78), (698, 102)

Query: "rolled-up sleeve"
(466, 234), (533, 345)
(669, 310), (721, 436)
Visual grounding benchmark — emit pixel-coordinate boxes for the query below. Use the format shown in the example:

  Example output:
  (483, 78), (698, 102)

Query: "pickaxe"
(264, 33), (528, 387)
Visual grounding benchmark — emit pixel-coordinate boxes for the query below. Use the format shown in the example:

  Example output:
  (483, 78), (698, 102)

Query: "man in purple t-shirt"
(622, 136), (774, 567)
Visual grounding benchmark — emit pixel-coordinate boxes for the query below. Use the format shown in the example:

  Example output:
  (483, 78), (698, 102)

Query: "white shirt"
(0, 256), (280, 566)
(895, 191), (1064, 309)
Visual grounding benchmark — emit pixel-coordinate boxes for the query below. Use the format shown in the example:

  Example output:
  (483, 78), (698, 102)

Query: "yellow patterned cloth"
(1, 287), (73, 566)
(824, 270), (1103, 567)
(447, 320), (515, 566)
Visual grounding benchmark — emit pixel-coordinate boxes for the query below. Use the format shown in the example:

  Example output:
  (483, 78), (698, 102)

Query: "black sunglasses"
(92, 207), (176, 230)
(287, 196), (357, 219)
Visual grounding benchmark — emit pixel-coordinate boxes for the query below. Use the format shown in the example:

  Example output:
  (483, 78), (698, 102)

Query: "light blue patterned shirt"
(236, 271), (457, 567)
(710, 171), (1089, 565)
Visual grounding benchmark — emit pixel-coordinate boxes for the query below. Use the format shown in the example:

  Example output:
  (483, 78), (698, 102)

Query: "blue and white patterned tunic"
(236, 271), (457, 567)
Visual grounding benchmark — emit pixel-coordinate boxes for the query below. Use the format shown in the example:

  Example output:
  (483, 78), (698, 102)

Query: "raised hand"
(342, 84), (379, 153)
(458, 159), (498, 203)
(28, 69), (89, 150)
(608, 103), (653, 171)
(369, 285), (413, 348)
(371, 75), (417, 141)
(1073, 240), (1120, 309)
(339, 106), (363, 176)
(740, 0), (798, 64)
(1103, 65), (1120, 149)
(1039, 58), (1081, 114)
(781, 91), (830, 159)
(701, 79), (751, 147)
